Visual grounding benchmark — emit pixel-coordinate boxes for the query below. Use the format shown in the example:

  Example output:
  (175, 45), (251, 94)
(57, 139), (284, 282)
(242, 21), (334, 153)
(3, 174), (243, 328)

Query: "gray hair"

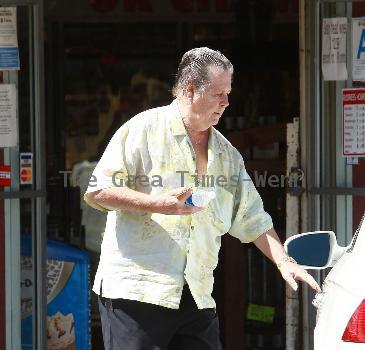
(172, 47), (233, 97)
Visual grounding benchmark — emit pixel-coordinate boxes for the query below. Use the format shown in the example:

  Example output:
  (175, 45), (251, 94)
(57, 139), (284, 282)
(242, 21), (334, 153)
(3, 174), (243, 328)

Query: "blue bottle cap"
(185, 195), (194, 206)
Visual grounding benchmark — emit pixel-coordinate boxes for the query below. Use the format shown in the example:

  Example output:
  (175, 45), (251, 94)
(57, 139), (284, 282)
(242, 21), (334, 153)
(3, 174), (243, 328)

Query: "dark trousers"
(98, 285), (222, 350)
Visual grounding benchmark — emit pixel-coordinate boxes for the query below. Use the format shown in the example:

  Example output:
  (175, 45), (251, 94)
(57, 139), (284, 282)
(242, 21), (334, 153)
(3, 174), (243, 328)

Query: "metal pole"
(286, 119), (301, 350)
(33, 1), (47, 349)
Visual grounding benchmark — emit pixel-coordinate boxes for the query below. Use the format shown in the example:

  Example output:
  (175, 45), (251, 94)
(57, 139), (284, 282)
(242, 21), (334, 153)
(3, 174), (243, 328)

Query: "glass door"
(311, 0), (365, 245)
(0, 2), (46, 350)
(302, 2), (365, 349)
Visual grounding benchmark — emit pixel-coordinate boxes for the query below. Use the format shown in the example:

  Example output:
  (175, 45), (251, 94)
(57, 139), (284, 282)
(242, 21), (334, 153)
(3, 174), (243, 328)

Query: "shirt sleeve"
(228, 159), (273, 243)
(83, 125), (136, 212)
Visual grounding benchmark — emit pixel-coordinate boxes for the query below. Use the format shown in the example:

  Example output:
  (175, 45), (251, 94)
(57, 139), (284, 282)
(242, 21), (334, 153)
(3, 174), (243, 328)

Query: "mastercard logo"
(20, 168), (32, 183)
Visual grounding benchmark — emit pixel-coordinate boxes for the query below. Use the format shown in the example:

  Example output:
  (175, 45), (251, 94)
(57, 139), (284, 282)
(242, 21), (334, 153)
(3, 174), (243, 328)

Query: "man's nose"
(221, 94), (229, 108)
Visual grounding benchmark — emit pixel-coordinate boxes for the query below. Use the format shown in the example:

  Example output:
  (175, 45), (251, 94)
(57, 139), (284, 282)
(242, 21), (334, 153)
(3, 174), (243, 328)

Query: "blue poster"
(0, 47), (19, 70)
(21, 236), (90, 350)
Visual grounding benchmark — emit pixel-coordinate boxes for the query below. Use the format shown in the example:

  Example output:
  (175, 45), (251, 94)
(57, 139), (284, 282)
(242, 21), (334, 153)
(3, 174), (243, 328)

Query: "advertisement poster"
(21, 236), (90, 350)
(0, 7), (20, 70)
(342, 89), (365, 156)
(0, 84), (17, 147)
(322, 17), (348, 81)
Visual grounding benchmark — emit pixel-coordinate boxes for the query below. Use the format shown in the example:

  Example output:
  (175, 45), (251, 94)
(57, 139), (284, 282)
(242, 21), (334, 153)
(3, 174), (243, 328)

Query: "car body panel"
(314, 231), (365, 350)
(314, 279), (363, 349)
(339, 343), (365, 350)
(322, 253), (365, 298)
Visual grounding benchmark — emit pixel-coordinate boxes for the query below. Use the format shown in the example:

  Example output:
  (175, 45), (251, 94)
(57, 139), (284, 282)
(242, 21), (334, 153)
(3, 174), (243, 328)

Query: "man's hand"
(151, 187), (205, 215)
(278, 260), (321, 293)
(253, 229), (321, 293)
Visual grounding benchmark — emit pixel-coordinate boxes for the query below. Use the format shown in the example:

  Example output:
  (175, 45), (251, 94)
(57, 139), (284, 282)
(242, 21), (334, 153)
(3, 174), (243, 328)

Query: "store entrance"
(44, 4), (300, 348)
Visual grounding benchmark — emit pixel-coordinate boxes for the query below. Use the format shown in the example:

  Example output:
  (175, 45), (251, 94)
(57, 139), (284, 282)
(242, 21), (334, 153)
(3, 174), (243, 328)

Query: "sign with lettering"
(322, 17), (347, 81)
(0, 84), (17, 147)
(352, 18), (365, 80)
(342, 88), (365, 157)
(0, 7), (19, 70)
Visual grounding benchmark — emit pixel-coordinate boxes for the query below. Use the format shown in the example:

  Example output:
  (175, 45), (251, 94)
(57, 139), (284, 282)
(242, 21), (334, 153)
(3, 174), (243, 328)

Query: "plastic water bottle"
(185, 189), (216, 207)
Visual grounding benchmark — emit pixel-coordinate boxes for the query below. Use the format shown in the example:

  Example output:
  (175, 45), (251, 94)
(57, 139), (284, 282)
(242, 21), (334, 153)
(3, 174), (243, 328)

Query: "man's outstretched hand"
(278, 260), (321, 293)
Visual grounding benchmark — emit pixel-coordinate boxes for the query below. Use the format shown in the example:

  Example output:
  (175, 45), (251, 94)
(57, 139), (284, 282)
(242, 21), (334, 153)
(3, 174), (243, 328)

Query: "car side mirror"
(284, 231), (347, 269)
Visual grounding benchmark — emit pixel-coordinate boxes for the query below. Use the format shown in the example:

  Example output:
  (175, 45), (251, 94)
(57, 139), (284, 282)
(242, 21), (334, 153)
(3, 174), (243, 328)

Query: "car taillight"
(342, 300), (365, 342)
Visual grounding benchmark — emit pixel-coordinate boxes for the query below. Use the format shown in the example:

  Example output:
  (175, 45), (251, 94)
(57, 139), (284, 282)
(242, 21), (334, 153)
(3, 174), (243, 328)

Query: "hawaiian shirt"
(84, 99), (273, 309)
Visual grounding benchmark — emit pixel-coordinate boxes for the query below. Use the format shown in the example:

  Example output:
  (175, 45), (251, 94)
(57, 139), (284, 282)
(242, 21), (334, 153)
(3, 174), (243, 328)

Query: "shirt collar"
(169, 99), (187, 136)
(209, 128), (224, 155)
(169, 99), (224, 154)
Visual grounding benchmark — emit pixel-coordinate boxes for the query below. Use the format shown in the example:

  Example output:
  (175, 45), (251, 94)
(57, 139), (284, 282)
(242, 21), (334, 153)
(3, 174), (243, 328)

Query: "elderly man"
(85, 47), (320, 350)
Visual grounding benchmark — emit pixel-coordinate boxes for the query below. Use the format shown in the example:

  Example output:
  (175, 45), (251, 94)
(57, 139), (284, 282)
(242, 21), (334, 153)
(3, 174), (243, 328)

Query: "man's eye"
(216, 92), (230, 97)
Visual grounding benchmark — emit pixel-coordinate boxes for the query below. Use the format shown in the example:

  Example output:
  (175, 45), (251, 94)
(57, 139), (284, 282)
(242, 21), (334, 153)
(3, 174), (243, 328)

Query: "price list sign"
(342, 89), (365, 156)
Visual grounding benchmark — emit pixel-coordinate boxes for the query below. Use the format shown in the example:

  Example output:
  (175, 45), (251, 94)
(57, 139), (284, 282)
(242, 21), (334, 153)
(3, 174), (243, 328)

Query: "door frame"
(0, 1), (46, 349)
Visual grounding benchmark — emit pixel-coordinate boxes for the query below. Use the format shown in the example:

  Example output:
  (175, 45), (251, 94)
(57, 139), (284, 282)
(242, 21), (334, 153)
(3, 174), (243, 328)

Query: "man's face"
(190, 67), (231, 131)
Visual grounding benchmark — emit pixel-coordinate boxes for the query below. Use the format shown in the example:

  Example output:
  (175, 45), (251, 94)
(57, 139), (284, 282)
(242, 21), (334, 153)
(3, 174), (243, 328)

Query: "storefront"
(4, 0), (364, 349)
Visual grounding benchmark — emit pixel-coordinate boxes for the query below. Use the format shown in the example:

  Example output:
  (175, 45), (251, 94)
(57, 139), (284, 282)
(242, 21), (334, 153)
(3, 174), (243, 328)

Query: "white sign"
(342, 89), (365, 156)
(0, 7), (18, 47)
(0, 7), (19, 70)
(0, 84), (17, 147)
(352, 18), (365, 80)
(322, 17), (348, 81)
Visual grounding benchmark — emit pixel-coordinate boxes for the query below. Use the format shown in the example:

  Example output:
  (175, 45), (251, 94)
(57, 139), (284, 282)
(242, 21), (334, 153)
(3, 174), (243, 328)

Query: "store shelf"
(226, 123), (287, 176)
(245, 159), (286, 175)
(65, 94), (96, 102)
(226, 123), (287, 150)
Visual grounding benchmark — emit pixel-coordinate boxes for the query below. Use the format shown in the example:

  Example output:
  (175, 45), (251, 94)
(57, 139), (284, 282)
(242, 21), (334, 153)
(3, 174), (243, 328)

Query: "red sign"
(0, 166), (11, 187)
(342, 89), (365, 156)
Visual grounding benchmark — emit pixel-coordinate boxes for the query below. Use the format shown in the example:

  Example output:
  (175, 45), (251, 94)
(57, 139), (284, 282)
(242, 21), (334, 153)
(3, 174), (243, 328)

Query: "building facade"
(0, 0), (364, 349)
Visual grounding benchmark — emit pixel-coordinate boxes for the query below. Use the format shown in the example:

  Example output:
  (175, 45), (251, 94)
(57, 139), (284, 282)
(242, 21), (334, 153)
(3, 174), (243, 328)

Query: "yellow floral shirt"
(84, 100), (273, 309)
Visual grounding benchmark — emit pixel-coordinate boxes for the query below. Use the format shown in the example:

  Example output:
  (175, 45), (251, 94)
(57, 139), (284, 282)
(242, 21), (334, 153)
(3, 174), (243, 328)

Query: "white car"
(284, 215), (365, 350)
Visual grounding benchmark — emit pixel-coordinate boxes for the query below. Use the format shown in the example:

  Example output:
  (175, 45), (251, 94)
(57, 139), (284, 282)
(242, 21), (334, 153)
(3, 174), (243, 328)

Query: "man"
(85, 47), (321, 350)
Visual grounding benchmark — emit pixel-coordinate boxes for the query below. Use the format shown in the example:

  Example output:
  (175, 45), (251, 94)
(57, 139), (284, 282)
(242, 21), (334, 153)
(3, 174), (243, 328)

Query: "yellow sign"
(247, 303), (275, 323)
